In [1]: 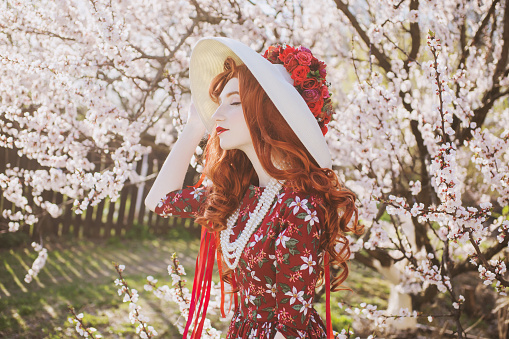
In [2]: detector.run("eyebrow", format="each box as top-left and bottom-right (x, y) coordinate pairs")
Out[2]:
(218, 91), (240, 103)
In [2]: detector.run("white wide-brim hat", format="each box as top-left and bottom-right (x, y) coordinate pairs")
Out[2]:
(189, 37), (333, 169)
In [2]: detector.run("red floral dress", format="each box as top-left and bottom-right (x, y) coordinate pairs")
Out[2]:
(155, 184), (327, 339)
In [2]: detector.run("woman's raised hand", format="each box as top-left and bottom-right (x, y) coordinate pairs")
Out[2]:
(144, 99), (207, 212)
(186, 101), (207, 135)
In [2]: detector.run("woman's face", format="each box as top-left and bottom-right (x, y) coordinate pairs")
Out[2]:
(212, 77), (253, 152)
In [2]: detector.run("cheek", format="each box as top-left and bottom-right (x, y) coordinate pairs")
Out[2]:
(237, 113), (252, 139)
(218, 107), (253, 150)
(233, 108), (250, 132)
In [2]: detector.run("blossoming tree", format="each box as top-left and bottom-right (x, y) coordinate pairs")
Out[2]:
(1, 0), (508, 337)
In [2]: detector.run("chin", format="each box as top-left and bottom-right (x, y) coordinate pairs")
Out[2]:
(219, 141), (234, 150)
(218, 137), (252, 152)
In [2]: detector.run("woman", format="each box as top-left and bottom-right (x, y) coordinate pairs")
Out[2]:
(145, 37), (362, 339)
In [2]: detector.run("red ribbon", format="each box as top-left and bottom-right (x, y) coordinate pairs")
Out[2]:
(325, 252), (333, 338)
(216, 237), (228, 318)
(183, 227), (216, 338)
(231, 270), (239, 311)
(216, 246), (236, 318)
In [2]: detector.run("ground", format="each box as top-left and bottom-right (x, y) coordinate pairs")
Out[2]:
(0, 228), (500, 338)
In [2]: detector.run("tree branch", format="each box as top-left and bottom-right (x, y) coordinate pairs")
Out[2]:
(404, 0), (420, 71)
(456, 0), (509, 143)
(334, 0), (392, 72)
(451, 234), (509, 277)
(457, 0), (500, 69)
(494, 0), (509, 82)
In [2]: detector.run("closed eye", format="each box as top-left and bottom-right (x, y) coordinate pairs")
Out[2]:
(231, 102), (241, 106)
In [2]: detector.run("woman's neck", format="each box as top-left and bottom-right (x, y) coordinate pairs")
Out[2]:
(241, 145), (273, 187)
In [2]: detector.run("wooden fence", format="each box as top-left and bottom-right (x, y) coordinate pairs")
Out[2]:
(0, 144), (201, 245)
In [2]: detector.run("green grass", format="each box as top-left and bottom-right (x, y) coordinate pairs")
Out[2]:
(0, 229), (391, 338)
(313, 260), (391, 335)
(5, 227), (493, 338)
(0, 229), (204, 338)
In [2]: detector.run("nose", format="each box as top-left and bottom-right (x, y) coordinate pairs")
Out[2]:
(211, 104), (225, 124)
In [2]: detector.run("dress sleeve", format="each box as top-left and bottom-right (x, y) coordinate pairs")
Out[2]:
(274, 192), (324, 338)
(153, 186), (208, 219)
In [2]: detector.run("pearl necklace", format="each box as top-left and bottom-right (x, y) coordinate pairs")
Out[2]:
(220, 178), (284, 270)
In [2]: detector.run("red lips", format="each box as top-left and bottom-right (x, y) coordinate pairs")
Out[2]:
(216, 126), (228, 135)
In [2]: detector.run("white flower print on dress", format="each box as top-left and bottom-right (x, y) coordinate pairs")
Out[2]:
(157, 199), (164, 208)
(296, 330), (307, 338)
(289, 196), (309, 214)
(244, 288), (256, 305)
(275, 233), (291, 249)
(275, 192), (286, 205)
(284, 286), (304, 305)
(246, 265), (261, 282)
(265, 282), (277, 298)
(249, 233), (264, 248)
(304, 210), (319, 226)
(191, 188), (203, 199)
(248, 328), (258, 338)
(269, 254), (277, 267)
(300, 299), (313, 316)
(300, 255), (316, 274)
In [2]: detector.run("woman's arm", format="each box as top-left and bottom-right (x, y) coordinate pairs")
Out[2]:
(144, 102), (207, 212)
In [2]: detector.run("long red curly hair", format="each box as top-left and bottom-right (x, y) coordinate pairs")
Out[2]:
(195, 57), (363, 291)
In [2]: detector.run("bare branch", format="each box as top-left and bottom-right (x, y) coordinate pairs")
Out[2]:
(457, 0), (500, 69)
(334, 0), (392, 72)
(405, 0), (420, 70)
(494, 0), (509, 82)
(451, 234), (509, 277)
(456, 0), (509, 143)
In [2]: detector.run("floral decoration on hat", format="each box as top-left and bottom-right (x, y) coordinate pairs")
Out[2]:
(263, 44), (333, 135)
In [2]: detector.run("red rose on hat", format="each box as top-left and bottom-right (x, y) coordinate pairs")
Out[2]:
(296, 51), (313, 66)
(263, 45), (281, 63)
(279, 46), (296, 63)
(321, 86), (330, 99)
(284, 54), (300, 73)
(302, 89), (321, 102)
(262, 42), (333, 136)
(308, 98), (324, 116)
(302, 78), (320, 90)
(291, 65), (310, 85)
(298, 46), (312, 54)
